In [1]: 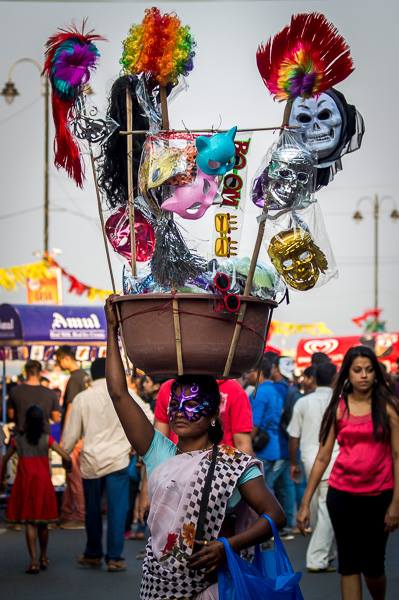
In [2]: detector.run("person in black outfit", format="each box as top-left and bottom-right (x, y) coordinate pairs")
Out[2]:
(55, 346), (90, 529)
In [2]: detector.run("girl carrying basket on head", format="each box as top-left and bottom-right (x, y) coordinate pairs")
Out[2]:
(105, 296), (285, 599)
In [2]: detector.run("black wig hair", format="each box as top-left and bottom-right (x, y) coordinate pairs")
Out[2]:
(97, 75), (150, 208)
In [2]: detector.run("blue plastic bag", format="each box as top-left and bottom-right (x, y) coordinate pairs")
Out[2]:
(218, 514), (303, 600)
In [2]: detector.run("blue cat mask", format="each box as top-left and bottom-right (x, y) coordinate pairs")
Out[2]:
(195, 126), (237, 176)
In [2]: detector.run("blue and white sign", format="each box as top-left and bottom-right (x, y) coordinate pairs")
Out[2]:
(0, 304), (106, 344)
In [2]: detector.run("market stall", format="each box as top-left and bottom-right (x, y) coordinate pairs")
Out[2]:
(0, 303), (107, 491)
(0, 303), (107, 423)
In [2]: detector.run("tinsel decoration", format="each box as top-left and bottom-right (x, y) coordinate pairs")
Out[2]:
(43, 22), (104, 186)
(151, 213), (206, 287)
(257, 13), (354, 101)
(120, 7), (195, 86)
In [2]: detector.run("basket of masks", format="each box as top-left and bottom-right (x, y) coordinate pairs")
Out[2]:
(101, 103), (285, 377)
(96, 24), (289, 379)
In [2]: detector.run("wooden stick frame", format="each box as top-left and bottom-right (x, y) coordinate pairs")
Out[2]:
(111, 87), (294, 377)
(119, 125), (298, 136)
(158, 85), (184, 376)
(223, 99), (294, 377)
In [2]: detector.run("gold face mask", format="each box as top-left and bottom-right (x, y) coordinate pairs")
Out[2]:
(268, 228), (328, 291)
(139, 146), (184, 192)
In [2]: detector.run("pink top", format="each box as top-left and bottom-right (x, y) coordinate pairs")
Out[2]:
(329, 399), (394, 495)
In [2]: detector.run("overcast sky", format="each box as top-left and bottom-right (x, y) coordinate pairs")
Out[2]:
(0, 0), (398, 347)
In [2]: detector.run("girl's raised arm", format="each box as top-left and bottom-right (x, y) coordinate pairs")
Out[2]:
(105, 297), (155, 456)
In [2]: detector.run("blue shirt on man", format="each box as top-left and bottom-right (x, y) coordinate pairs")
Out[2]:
(250, 381), (282, 461)
(273, 379), (301, 459)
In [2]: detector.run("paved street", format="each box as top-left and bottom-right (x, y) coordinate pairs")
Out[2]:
(1, 524), (399, 599)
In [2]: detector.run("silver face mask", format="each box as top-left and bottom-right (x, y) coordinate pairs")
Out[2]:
(266, 145), (315, 210)
(289, 93), (343, 159)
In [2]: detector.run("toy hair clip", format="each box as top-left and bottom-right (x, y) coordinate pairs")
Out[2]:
(214, 213), (238, 257)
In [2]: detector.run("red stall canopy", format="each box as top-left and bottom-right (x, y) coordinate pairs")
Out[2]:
(296, 333), (399, 372)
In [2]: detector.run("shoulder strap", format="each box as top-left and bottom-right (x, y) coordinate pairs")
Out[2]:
(193, 444), (219, 552)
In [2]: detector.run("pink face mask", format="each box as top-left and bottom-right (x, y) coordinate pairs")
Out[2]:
(105, 207), (155, 262)
(161, 168), (219, 220)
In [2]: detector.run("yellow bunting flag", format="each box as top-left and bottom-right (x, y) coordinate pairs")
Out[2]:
(271, 321), (332, 336)
(0, 260), (114, 302)
(0, 261), (52, 291)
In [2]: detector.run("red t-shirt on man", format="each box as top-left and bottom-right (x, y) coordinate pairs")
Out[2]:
(154, 379), (253, 446)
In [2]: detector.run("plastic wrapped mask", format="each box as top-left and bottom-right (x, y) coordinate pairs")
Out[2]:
(196, 126), (237, 176)
(166, 144), (197, 186)
(267, 146), (315, 210)
(161, 168), (219, 220)
(105, 207), (155, 262)
(289, 93), (343, 159)
(140, 146), (185, 191)
(268, 228), (328, 290)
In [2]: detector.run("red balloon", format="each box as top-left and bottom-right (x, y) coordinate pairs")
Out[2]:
(105, 207), (155, 262)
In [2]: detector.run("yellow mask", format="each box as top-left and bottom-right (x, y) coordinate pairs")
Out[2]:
(139, 147), (184, 191)
(268, 228), (328, 291)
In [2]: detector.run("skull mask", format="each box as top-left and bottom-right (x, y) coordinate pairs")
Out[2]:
(268, 228), (328, 291)
(266, 145), (315, 210)
(289, 93), (343, 160)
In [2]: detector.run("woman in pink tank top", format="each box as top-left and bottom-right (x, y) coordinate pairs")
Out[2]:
(297, 346), (399, 600)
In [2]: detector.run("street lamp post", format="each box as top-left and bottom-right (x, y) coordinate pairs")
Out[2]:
(353, 194), (399, 328)
(1, 58), (50, 255)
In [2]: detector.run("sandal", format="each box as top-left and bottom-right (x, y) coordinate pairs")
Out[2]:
(107, 559), (127, 572)
(26, 564), (40, 575)
(40, 558), (49, 570)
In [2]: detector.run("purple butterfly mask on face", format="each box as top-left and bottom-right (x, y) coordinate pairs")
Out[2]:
(168, 383), (214, 422)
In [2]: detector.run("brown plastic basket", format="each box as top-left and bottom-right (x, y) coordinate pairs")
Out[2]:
(114, 293), (276, 378)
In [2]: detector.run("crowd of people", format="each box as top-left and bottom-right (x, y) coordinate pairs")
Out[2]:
(1, 314), (399, 599)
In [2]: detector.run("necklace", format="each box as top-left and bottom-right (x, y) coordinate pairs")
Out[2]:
(176, 443), (213, 455)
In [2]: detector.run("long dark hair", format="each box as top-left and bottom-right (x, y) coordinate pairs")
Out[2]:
(320, 346), (397, 444)
(24, 405), (45, 446)
(173, 375), (224, 445)
(97, 75), (149, 208)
